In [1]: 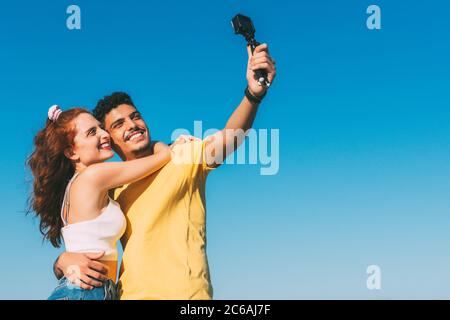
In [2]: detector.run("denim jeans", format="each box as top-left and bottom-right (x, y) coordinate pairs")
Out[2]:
(47, 276), (119, 300)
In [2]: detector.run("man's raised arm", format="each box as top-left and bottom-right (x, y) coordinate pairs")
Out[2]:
(205, 43), (277, 168)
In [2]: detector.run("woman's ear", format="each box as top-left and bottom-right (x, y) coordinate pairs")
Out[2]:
(64, 147), (79, 161)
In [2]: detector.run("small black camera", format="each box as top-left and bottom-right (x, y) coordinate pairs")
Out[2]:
(231, 14), (256, 40)
(231, 14), (269, 86)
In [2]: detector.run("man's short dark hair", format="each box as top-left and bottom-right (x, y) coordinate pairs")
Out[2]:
(93, 92), (136, 124)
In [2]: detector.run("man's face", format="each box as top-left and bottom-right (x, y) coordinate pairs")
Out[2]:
(104, 104), (151, 160)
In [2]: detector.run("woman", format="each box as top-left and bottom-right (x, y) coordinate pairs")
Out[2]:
(28, 105), (184, 300)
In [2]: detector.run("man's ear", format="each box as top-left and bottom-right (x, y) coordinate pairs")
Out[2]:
(64, 147), (79, 161)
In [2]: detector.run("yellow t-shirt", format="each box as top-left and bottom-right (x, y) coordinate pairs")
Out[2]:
(114, 139), (214, 300)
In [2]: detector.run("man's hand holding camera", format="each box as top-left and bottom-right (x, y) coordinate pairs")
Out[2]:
(246, 43), (277, 99)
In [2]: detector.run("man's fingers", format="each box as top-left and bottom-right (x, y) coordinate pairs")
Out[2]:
(253, 43), (268, 54)
(267, 72), (275, 84)
(247, 45), (253, 59)
(67, 271), (101, 290)
(67, 274), (94, 290)
(79, 282), (94, 290)
(86, 268), (109, 283)
(88, 260), (109, 275)
(247, 43), (276, 86)
(248, 44), (269, 58)
(84, 251), (105, 260)
(83, 274), (104, 288)
(251, 51), (269, 61)
(251, 56), (272, 66)
(251, 62), (271, 71)
(80, 274), (102, 288)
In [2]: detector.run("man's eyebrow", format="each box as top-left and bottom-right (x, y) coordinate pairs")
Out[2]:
(130, 111), (141, 118)
(110, 118), (124, 129)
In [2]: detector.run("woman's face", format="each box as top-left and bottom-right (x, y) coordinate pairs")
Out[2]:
(69, 113), (114, 166)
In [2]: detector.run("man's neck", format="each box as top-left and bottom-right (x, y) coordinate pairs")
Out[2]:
(123, 144), (154, 161)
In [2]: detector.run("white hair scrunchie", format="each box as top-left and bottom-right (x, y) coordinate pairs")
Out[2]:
(48, 105), (62, 122)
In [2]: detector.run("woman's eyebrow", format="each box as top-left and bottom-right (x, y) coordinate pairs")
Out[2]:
(84, 126), (96, 136)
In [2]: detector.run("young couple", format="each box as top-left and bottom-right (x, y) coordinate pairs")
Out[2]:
(28, 44), (276, 300)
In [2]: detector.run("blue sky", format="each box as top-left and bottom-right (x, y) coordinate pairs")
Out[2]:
(1, 0), (450, 299)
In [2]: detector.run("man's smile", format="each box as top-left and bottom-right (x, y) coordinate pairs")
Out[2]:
(125, 129), (146, 142)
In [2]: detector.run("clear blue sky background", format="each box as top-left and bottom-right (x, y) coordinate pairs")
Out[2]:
(1, 0), (449, 299)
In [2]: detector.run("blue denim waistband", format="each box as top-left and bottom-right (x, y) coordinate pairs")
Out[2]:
(49, 276), (119, 300)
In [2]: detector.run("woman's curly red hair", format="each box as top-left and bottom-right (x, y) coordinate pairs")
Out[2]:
(28, 108), (89, 247)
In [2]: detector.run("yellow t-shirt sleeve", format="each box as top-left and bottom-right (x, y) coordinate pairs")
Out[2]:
(170, 138), (216, 179)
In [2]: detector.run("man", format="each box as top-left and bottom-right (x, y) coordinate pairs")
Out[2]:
(54, 44), (276, 299)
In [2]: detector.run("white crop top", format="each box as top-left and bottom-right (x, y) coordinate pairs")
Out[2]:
(60, 172), (127, 261)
